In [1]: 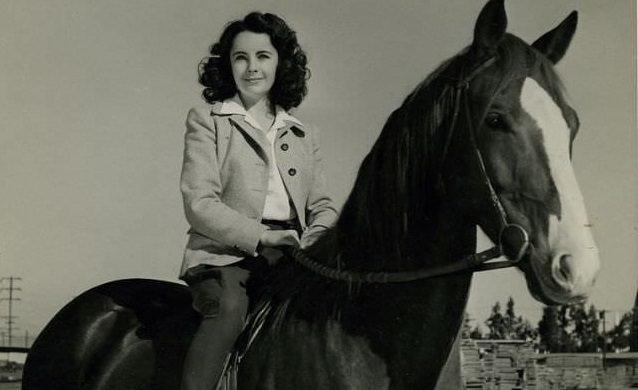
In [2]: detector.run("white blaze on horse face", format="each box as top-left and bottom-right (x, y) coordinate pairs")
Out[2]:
(520, 78), (599, 301)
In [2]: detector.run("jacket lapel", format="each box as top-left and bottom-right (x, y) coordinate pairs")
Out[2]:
(211, 102), (271, 163)
(230, 116), (272, 162)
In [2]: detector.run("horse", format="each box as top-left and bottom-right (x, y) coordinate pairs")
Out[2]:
(23, 1), (600, 389)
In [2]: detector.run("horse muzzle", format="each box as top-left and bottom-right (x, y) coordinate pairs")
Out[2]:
(521, 243), (599, 306)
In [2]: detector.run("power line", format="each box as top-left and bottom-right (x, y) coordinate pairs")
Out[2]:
(0, 277), (22, 348)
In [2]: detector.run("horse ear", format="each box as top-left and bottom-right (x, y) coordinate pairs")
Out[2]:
(532, 11), (578, 64)
(472, 0), (507, 57)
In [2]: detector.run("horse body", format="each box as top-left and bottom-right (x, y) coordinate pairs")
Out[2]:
(23, 1), (600, 389)
(240, 277), (472, 389)
(234, 197), (477, 389)
(23, 279), (197, 390)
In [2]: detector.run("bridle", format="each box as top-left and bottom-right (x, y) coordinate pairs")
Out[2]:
(290, 55), (532, 284)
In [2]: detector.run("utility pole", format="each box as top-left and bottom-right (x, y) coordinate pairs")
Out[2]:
(0, 277), (22, 349)
(632, 290), (638, 352)
(600, 309), (606, 371)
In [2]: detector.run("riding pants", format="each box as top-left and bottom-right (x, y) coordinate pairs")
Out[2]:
(180, 219), (300, 390)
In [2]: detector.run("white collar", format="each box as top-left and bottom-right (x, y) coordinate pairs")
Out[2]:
(219, 94), (303, 131)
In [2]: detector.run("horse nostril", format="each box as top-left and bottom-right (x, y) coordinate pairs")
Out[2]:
(558, 254), (573, 281)
(552, 252), (575, 289)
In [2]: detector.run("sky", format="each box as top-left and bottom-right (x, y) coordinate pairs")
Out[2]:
(0, 0), (636, 344)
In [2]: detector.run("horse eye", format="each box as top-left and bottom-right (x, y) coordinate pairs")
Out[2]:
(485, 112), (508, 131)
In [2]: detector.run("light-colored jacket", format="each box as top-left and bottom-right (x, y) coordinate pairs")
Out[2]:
(179, 103), (337, 275)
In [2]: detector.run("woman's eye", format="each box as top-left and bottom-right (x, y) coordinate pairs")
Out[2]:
(485, 112), (508, 131)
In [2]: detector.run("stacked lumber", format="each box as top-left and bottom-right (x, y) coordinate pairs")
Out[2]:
(461, 339), (538, 390)
(461, 339), (485, 389)
(534, 354), (602, 389)
(543, 354), (601, 368)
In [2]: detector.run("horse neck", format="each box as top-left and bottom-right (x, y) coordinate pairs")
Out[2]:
(333, 155), (476, 271)
(327, 192), (475, 387)
(288, 79), (477, 386)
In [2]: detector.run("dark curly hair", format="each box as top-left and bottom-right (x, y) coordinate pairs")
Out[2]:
(199, 12), (309, 111)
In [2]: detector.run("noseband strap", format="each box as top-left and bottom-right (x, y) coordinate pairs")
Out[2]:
(457, 57), (531, 270)
(289, 55), (531, 284)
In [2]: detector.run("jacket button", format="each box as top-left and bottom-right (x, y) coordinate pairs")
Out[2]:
(288, 168), (297, 176)
(280, 143), (289, 151)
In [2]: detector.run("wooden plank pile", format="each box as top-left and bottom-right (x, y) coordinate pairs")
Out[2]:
(460, 339), (486, 389)
(534, 354), (601, 389)
(544, 354), (601, 368)
(461, 339), (537, 390)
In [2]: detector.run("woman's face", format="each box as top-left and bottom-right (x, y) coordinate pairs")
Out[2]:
(230, 31), (279, 106)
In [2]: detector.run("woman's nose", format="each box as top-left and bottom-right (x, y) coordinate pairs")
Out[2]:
(247, 60), (257, 73)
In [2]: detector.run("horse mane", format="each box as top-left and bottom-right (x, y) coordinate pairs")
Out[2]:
(328, 34), (569, 270)
(259, 33), (570, 326)
(334, 56), (464, 269)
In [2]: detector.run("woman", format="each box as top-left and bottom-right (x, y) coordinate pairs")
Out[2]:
(179, 12), (337, 390)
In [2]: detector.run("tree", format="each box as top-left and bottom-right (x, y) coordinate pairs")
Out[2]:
(538, 303), (605, 353)
(504, 297), (518, 339)
(558, 305), (579, 352)
(469, 325), (483, 340)
(581, 305), (600, 352)
(461, 312), (472, 339)
(538, 306), (563, 352)
(461, 312), (483, 340)
(515, 316), (537, 341)
(462, 312), (483, 339)
(608, 310), (633, 352)
(569, 303), (600, 352)
(485, 302), (506, 339)
(484, 298), (536, 341)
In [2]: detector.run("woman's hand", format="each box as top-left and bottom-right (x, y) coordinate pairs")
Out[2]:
(259, 229), (300, 249)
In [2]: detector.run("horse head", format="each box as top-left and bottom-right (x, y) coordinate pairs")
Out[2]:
(445, 0), (599, 305)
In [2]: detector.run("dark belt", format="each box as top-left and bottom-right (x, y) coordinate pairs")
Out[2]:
(262, 218), (302, 235)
